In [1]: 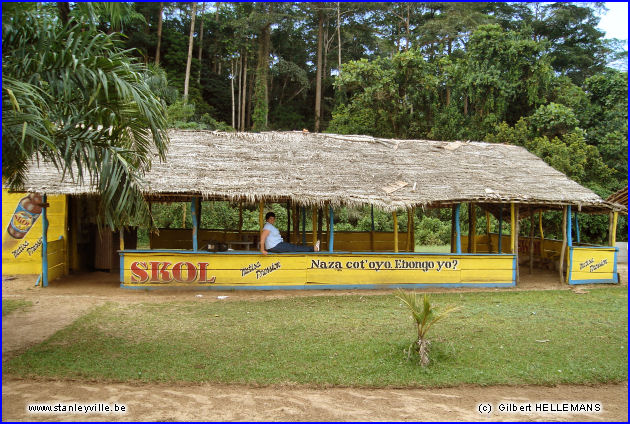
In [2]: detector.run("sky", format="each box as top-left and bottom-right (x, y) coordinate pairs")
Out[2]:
(598, 2), (628, 46)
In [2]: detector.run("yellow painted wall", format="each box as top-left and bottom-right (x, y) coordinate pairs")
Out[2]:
(47, 238), (66, 281)
(121, 252), (515, 287)
(2, 189), (67, 277)
(568, 247), (617, 284)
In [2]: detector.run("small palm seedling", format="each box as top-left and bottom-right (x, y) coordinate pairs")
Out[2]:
(395, 289), (460, 367)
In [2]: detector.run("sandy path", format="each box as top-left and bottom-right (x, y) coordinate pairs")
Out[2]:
(2, 379), (627, 421)
(2, 267), (627, 421)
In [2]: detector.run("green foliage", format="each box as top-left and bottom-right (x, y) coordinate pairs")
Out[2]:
(166, 100), (196, 126)
(415, 217), (451, 246)
(2, 11), (168, 230)
(395, 290), (460, 341)
(529, 103), (579, 139)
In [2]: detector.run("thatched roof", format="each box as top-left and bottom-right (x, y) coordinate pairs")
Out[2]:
(12, 130), (622, 213)
(607, 187), (628, 215)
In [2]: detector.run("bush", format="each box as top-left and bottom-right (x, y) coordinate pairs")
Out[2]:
(415, 216), (450, 245)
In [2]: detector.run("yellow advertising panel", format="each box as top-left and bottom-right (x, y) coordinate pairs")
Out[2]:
(2, 189), (67, 275)
(568, 247), (618, 284)
(121, 252), (516, 288)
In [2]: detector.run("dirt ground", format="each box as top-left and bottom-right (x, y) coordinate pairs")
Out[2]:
(2, 266), (628, 422)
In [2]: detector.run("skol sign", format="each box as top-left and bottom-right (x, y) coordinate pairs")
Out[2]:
(130, 261), (216, 283)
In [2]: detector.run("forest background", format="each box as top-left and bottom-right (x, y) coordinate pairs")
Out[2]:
(3, 2), (628, 246)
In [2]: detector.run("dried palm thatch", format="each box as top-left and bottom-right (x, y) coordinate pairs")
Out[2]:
(606, 187), (628, 215)
(11, 130), (623, 213)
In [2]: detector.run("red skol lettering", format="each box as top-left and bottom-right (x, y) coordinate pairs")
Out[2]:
(132, 261), (215, 284)
(172, 262), (197, 282)
(150, 261), (172, 283)
(130, 261), (149, 283)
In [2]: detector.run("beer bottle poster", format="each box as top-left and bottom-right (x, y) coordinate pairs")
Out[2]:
(2, 190), (66, 274)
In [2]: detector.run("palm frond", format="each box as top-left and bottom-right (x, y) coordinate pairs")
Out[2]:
(3, 10), (169, 229)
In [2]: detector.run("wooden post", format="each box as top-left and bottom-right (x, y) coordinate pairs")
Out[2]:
(410, 207), (415, 252)
(317, 207), (323, 245)
(485, 210), (491, 253)
(510, 203), (516, 254)
(539, 211), (545, 259)
(450, 205), (456, 253)
(191, 197), (198, 251)
(567, 206), (573, 282)
(258, 200), (264, 242)
(393, 210), (398, 253)
(611, 212), (619, 246)
(293, 203), (299, 243)
(328, 205), (334, 252)
(325, 207), (330, 250)
(511, 203), (520, 284)
(529, 207), (534, 274)
(370, 205), (375, 252)
(559, 206), (568, 284)
(238, 200), (244, 236)
(301, 206), (306, 245)
(455, 204), (462, 254)
(42, 194), (49, 287)
(406, 209), (411, 252)
(469, 203), (476, 253)
(312, 207), (317, 246)
(567, 205), (573, 248)
(498, 205), (503, 253)
(608, 212), (614, 246)
(574, 211), (580, 244)
(286, 200), (290, 242)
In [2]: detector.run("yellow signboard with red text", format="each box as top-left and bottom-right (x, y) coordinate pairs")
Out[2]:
(121, 252), (516, 289)
(2, 189), (67, 275)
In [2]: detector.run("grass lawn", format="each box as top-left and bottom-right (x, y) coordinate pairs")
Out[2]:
(4, 287), (627, 387)
(2, 299), (33, 316)
(416, 244), (451, 253)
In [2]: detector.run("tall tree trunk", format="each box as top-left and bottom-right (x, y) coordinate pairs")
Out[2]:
(183, 2), (198, 101)
(247, 65), (254, 129)
(314, 9), (324, 132)
(240, 52), (248, 131)
(231, 59), (236, 129)
(237, 54), (242, 130)
(337, 2), (342, 73)
(213, 2), (221, 73)
(197, 2), (206, 84)
(253, 17), (271, 131)
(155, 2), (164, 66)
(57, 2), (71, 26)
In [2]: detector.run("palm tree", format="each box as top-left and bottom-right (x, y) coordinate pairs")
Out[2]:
(395, 290), (460, 367)
(2, 10), (168, 229)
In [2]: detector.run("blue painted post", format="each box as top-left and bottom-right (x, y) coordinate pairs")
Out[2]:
(41, 194), (48, 287)
(574, 211), (580, 244)
(191, 197), (198, 251)
(455, 204), (462, 254)
(498, 205), (503, 253)
(301, 207), (306, 245)
(567, 205), (573, 247)
(329, 206), (334, 252)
